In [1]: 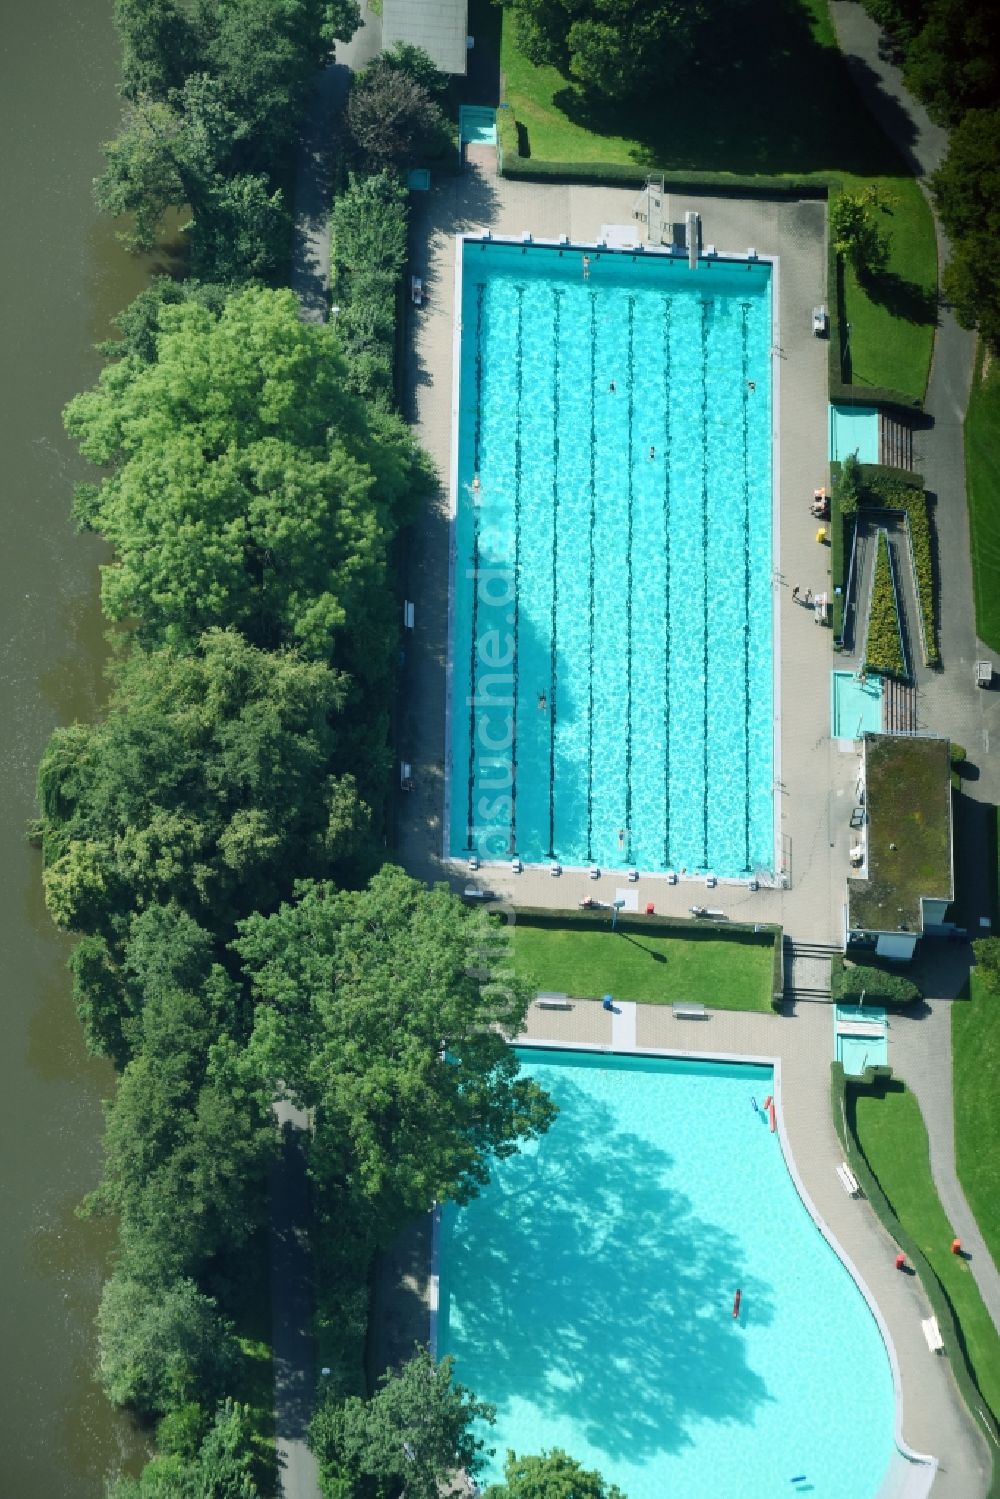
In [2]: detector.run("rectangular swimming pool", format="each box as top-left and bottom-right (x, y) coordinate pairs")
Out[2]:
(831, 669), (882, 738)
(448, 240), (776, 877)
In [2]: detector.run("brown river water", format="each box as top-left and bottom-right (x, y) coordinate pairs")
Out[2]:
(1, 0), (166, 1489)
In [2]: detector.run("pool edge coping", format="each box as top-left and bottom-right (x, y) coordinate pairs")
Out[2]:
(429, 1039), (938, 1497)
(442, 232), (782, 883)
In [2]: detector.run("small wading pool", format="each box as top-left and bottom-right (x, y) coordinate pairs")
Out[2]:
(835, 1004), (889, 1076)
(438, 1049), (895, 1498)
(832, 669), (882, 739)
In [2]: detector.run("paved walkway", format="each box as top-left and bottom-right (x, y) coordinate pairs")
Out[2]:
(290, 3), (382, 322)
(830, 0), (1000, 1342)
(270, 1102), (321, 1499)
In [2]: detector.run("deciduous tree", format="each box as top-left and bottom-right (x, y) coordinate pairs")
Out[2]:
(236, 867), (556, 1239)
(64, 288), (423, 673)
(483, 1449), (627, 1499)
(98, 1274), (238, 1415)
(310, 1349), (495, 1499)
(346, 57), (450, 172)
(829, 186), (894, 281)
(38, 631), (369, 947)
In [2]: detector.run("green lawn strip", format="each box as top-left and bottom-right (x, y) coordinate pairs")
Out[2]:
(953, 972), (1000, 1278)
(512, 923), (773, 1010)
(965, 346), (1000, 652)
(853, 1083), (1000, 1421)
(500, 0), (935, 400)
(839, 174), (937, 401)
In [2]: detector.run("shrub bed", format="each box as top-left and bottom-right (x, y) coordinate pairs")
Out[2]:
(832, 954), (920, 1005)
(330, 170), (409, 407)
(865, 532), (907, 678)
(864, 477), (939, 665)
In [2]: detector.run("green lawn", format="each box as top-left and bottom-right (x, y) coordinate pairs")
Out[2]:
(953, 972), (1000, 1278)
(512, 922), (775, 1010)
(965, 346), (1000, 652)
(501, 0), (936, 400)
(852, 1081), (1000, 1421)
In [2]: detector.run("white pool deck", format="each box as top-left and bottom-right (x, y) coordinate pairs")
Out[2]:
(393, 165), (993, 1497)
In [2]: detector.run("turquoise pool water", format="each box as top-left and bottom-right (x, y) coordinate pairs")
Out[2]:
(832, 669), (882, 738)
(450, 242), (775, 876)
(829, 404), (879, 463)
(459, 105), (497, 146)
(438, 1049), (895, 1499)
(835, 1004), (889, 1076)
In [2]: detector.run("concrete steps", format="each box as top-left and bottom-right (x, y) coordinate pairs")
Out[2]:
(878, 412), (913, 470)
(783, 939), (836, 1002)
(883, 674), (917, 733)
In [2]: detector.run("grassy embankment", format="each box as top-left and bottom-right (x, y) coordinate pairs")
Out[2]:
(953, 972), (1000, 1283)
(965, 347), (1000, 652)
(500, 0), (936, 400)
(512, 923), (775, 1011)
(853, 1078), (1000, 1421)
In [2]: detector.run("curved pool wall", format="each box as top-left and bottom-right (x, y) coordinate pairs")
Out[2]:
(433, 1046), (935, 1499)
(444, 236), (779, 881)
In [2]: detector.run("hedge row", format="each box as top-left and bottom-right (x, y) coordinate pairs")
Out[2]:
(330, 170), (410, 408)
(831, 1063), (1000, 1493)
(865, 479), (939, 665)
(858, 463), (925, 490)
(496, 127), (829, 197)
(865, 531), (907, 678)
(831, 954), (920, 1005)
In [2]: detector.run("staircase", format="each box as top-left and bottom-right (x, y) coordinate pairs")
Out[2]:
(883, 675), (917, 734)
(783, 939), (838, 1003)
(878, 412), (914, 470)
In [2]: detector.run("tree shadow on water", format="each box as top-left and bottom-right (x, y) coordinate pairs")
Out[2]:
(440, 1079), (773, 1465)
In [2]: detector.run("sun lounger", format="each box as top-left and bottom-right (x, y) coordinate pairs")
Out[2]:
(837, 1162), (861, 1197)
(411, 276), (423, 306)
(672, 1000), (708, 1020)
(921, 1316), (944, 1353)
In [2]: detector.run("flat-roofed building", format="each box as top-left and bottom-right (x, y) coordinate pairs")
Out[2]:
(847, 734), (954, 960)
(382, 0), (469, 75)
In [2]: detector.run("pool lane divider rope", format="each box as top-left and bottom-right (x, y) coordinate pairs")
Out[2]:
(510, 285), (525, 853)
(740, 302), (753, 873)
(587, 292), (597, 862)
(662, 299), (672, 869)
(700, 300), (711, 869)
(547, 289), (562, 859)
(465, 282), (486, 849)
(625, 295), (636, 860)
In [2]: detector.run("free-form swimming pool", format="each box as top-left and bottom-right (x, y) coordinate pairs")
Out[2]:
(448, 241), (775, 877)
(438, 1049), (896, 1499)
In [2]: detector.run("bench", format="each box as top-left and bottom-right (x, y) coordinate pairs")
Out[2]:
(535, 992), (573, 1010)
(410, 276), (424, 306)
(672, 1001), (708, 1020)
(836, 1162), (861, 1197)
(921, 1316), (944, 1353)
